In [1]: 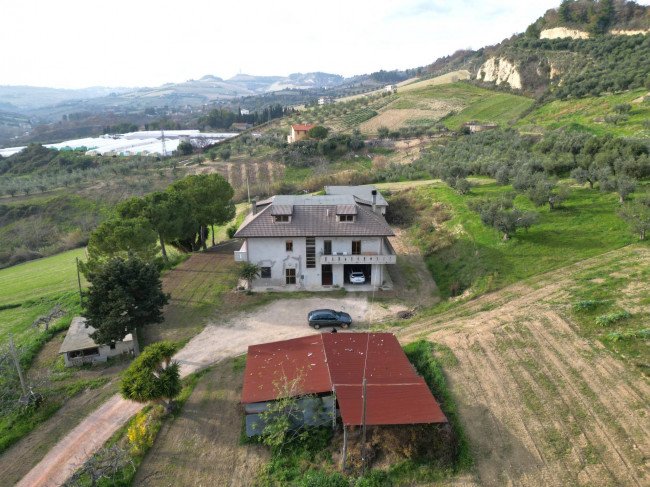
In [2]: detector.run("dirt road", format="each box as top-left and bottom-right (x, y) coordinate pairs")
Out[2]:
(15, 294), (404, 486)
(398, 246), (650, 486)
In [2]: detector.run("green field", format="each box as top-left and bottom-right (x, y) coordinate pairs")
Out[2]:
(0, 248), (86, 307)
(517, 89), (650, 136)
(407, 182), (637, 300)
(443, 91), (535, 129)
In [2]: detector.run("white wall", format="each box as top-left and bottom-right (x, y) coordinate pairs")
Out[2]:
(247, 236), (386, 290)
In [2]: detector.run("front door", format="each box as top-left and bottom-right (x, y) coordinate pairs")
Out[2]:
(322, 264), (333, 286)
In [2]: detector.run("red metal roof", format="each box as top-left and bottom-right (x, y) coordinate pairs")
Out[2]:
(292, 124), (316, 131)
(241, 335), (332, 403)
(336, 383), (447, 426)
(241, 333), (447, 426)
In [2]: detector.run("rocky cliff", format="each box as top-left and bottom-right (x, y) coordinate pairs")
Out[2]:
(477, 58), (522, 90)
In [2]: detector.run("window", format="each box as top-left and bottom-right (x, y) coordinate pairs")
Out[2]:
(324, 240), (332, 255)
(338, 214), (354, 222)
(260, 267), (271, 278)
(286, 240), (293, 252)
(286, 268), (296, 285)
(274, 215), (290, 223)
(110, 343), (116, 350)
(352, 241), (361, 255)
(306, 237), (316, 268)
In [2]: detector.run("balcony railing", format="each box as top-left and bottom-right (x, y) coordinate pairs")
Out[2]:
(319, 253), (396, 265)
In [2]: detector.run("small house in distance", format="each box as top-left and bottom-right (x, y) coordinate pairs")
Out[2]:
(318, 96), (334, 105)
(462, 121), (498, 133)
(59, 317), (137, 367)
(231, 122), (252, 131)
(287, 124), (316, 143)
(384, 84), (398, 91)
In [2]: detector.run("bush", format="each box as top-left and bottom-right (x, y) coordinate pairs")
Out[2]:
(595, 311), (631, 326)
(295, 470), (349, 487)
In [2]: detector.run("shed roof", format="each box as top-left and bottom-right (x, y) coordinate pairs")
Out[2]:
(59, 317), (133, 354)
(242, 333), (447, 426)
(241, 335), (332, 404)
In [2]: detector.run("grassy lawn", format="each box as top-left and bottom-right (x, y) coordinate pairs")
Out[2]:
(408, 182), (636, 300)
(0, 248), (86, 307)
(517, 89), (650, 136)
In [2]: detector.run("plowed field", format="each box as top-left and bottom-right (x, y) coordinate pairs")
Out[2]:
(397, 246), (650, 486)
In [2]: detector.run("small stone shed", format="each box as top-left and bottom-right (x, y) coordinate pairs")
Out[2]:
(59, 317), (137, 367)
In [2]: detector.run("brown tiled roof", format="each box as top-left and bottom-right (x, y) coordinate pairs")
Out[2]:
(336, 204), (357, 215)
(270, 205), (293, 216)
(234, 195), (393, 238)
(292, 124), (316, 131)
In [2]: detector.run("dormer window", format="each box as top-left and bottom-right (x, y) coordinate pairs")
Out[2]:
(271, 205), (293, 223)
(336, 204), (357, 223)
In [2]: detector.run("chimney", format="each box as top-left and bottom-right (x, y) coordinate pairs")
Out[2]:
(371, 189), (378, 214)
(251, 199), (257, 215)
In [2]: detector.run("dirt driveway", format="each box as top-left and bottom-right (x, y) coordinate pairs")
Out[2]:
(174, 295), (407, 376)
(15, 295), (404, 487)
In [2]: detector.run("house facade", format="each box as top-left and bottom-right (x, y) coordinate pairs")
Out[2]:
(233, 193), (396, 291)
(287, 124), (316, 143)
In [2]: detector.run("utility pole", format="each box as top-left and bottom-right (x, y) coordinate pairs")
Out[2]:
(361, 377), (367, 476)
(8, 334), (28, 403)
(161, 127), (167, 158)
(76, 257), (83, 307)
(247, 177), (250, 204)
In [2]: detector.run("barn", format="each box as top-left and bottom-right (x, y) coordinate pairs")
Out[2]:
(241, 333), (447, 436)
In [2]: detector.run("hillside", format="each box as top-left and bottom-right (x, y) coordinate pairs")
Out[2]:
(286, 73), (535, 135)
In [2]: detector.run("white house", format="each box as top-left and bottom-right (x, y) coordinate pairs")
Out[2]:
(233, 192), (396, 291)
(318, 96), (334, 105)
(59, 317), (137, 367)
(384, 84), (398, 91)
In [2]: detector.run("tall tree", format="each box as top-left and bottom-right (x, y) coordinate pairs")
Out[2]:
(169, 174), (235, 251)
(117, 193), (196, 261)
(83, 256), (169, 346)
(120, 342), (180, 415)
(86, 217), (158, 264)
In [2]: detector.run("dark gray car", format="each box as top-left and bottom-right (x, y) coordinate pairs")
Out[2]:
(307, 309), (352, 329)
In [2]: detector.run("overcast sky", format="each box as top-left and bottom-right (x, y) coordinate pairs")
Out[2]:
(1, 0), (648, 89)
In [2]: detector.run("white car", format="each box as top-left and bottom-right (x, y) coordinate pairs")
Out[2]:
(349, 271), (366, 284)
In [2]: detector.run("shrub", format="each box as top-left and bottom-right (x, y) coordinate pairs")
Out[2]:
(595, 311), (631, 326)
(573, 300), (601, 311)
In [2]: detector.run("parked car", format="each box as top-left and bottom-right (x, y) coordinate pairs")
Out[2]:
(308, 309), (352, 329)
(349, 271), (366, 284)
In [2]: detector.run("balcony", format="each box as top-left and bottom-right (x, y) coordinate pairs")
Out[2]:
(319, 253), (396, 264)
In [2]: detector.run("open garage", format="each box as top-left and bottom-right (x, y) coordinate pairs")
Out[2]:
(344, 264), (371, 284)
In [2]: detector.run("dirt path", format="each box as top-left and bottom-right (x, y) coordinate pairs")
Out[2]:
(397, 245), (650, 486)
(388, 227), (439, 308)
(133, 360), (268, 486)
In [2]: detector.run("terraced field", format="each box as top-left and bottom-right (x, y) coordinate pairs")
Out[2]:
(396, 245), (650, 486)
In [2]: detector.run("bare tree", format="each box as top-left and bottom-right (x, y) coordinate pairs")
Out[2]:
(63, 445), (134, 487)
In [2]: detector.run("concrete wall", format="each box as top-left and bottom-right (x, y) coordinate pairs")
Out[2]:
(247, 236), (387, 290)
(64, 339), (135, 367)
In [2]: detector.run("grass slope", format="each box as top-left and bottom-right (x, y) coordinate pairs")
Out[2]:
(0, 248), (86, 307)
(517, 89), (650, 136)
(408, 182), (635, 300)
